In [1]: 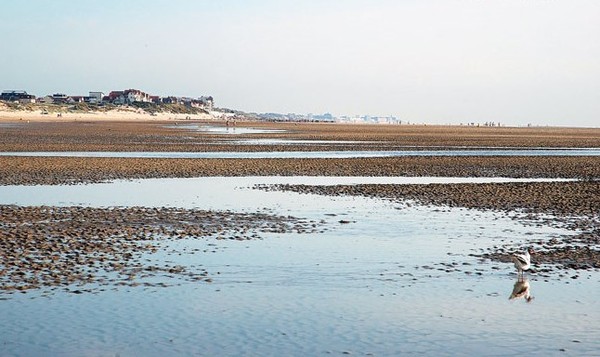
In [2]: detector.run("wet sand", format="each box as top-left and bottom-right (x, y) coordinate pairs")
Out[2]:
(0, 156), (599, 185)
(1, 120), (599, 185)
(1, 119), (599, 292)
(1, 119), (600, 151)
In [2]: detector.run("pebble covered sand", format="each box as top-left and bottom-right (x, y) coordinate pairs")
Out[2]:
(1, 156), (599, 185)
(0, 205), (321, 295)
(1, 119), (599, 292)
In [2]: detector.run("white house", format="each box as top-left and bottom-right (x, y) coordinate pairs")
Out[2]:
(89, 91), (104, 104)
(125, 89), (151, 103)
(199, 96), (214, 110)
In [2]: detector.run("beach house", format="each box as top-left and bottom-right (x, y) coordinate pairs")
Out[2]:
(0, 90), (36, 103)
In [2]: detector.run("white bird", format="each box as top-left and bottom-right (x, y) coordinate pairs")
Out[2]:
(509, 278), (534, 303)
(511, 248), (533, 277)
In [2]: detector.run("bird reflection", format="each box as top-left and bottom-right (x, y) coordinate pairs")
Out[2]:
(509, 277), (534, 303)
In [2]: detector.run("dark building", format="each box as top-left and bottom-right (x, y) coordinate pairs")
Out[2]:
(0, 90), (36, 102)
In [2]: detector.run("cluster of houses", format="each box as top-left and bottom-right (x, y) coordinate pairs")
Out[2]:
(0, 89), (214, 111)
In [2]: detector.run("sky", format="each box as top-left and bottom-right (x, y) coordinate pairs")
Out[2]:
(1, 0), (599, 127)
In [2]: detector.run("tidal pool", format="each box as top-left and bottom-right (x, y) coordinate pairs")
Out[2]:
(1, 148), (600, 159)
(0, 177), (598, 356)
(165, 124), (287, 135)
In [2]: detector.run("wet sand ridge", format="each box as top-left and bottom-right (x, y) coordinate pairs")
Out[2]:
(1, 156), (599, 186)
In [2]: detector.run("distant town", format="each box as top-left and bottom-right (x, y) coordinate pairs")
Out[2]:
(250, 112), (402, 125)
(0, 89), (214, 111)
(2, 88), (507, 126)
(1, 88), (404, 124)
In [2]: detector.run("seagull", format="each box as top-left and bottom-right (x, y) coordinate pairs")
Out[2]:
(511, 247), (533, 278)
(509, 278), (534, 303)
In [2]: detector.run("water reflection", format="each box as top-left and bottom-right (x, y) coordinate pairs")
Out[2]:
(509, 277), (534, 303)
(2, 176), (600, 355)
(1, 149), (599, 159)
(229, 138), (375, 145)
(165, 124), (286, 135)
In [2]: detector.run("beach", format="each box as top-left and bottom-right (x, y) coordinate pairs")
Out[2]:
(1, 115), (600, 355)
(1, 116), (598, 276)
(0, 102), (215, 123)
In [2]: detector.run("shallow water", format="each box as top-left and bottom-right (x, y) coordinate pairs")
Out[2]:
(228, 138), (376, 145)
(1, 148), (600, 158)
(165, 124), (287, 135)
(0, 176), (573, 208)
(1, 177), (599, 356)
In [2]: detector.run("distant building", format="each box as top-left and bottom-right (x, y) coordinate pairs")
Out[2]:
(308, 113), (335, 122)
(88, 91), (104, 104)
(180, 97), (193, 106)
(106, 89), (151, 104)
(125, 89), (151, 103)
(161, 96), (178, 104)
(49, 93), (69, 104)
(0, 90), (36, 103)
(107, 91), (125, 104)
(39, 96), (54, 104)
(180, 96), (211, 110)
(198, 96), (214, 110)
(67, 96), (86, 104)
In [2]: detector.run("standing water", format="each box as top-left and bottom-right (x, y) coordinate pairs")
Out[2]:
(0, 177), (598, 356)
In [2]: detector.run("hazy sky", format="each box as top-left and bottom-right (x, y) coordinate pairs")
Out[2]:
(1, 0), (599, 126)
